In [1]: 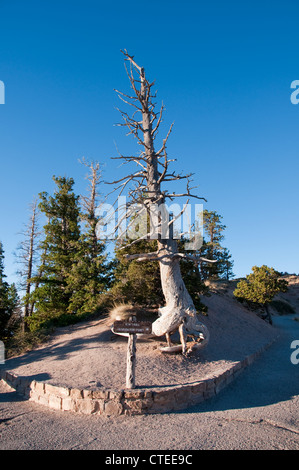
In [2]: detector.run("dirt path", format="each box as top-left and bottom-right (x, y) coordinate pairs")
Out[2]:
(1, 288), (278, 391)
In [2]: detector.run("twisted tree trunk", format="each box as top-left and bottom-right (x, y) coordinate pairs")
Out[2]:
(153, 237), (210, 354)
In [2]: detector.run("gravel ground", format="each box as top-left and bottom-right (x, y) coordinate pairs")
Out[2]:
(0, 314), (298, 451)
(1, 285), (279, 391)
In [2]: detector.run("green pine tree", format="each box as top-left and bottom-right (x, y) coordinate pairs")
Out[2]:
(200, 210), (234, 280)
(66, 159), (112, 314)
(0, 241), (10, 338)
(217, 247), (234, 280)
(0, 242), (21, 339)
(109, 238), (163, 307)
(29, 176), (81, 329)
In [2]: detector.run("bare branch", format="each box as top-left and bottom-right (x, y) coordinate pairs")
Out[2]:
(121, 49), (143, 74)
(124, 251), (159, 262)
(152, 102), (165, 136)
(114, 88), (138, 102)
(156, 122), (174, 156)
(173, 254), (217, 263)
(165, 192), (207, 202)
(115, 93), (141, 111)
(118, 231), (156, 250)
(79, 158), (102, 218)
(105, 170), (145, 185)
(124, 251), (217, 264)
(157, 149), (168, 184)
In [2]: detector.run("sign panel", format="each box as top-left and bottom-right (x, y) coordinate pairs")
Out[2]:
(113, 320), (152, 335)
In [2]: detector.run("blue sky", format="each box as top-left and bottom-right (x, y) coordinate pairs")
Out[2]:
(0, 0), (299, 287)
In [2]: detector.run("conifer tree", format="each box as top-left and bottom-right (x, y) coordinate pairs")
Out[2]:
(67, 160), (111, 314)
(0, 242), (7, 284)
(29, 176), (81, 328)
(217, 247), (234, 280)
(110, 238), (163, 307)
(0, 241), (10, 337)
(0, 242), (21, 339)
(200, 210), (234, 280)
(15, 198), (40, 330)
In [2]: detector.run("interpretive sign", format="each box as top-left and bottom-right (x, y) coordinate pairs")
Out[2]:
(113, 319), (152, 389)
(113, 320), (152, 335)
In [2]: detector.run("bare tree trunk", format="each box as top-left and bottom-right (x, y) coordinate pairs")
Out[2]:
(80, 158), (102, 296)
(15, 198), (40, 332)
(110, 51), (212, 354)
(152, 236), (209, 353)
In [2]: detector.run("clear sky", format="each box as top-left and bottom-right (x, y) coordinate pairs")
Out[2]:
(0, 0), (299, 287)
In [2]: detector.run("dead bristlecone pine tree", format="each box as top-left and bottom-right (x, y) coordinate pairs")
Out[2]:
(108, 50), (216, 355)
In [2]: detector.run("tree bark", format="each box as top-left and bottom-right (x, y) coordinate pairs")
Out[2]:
(152, 236), (209, 353)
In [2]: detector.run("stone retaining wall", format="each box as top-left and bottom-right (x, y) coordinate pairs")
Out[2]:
(0, 347), (267, 416)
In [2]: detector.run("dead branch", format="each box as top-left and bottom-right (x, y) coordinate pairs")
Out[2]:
(124, 250), (217, 264)
(156, 122), (174, 156)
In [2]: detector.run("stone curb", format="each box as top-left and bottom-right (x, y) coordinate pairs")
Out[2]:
(0, 338), (278, 416)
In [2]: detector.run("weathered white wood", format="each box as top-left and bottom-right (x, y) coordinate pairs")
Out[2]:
(179, 323), (187, 356)
(159, 341), (208, 354)
(151, 236), (210, 354)
(126, 333), (137, 389)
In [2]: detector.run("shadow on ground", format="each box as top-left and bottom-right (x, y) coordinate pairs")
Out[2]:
(181, 316), (299, 413)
